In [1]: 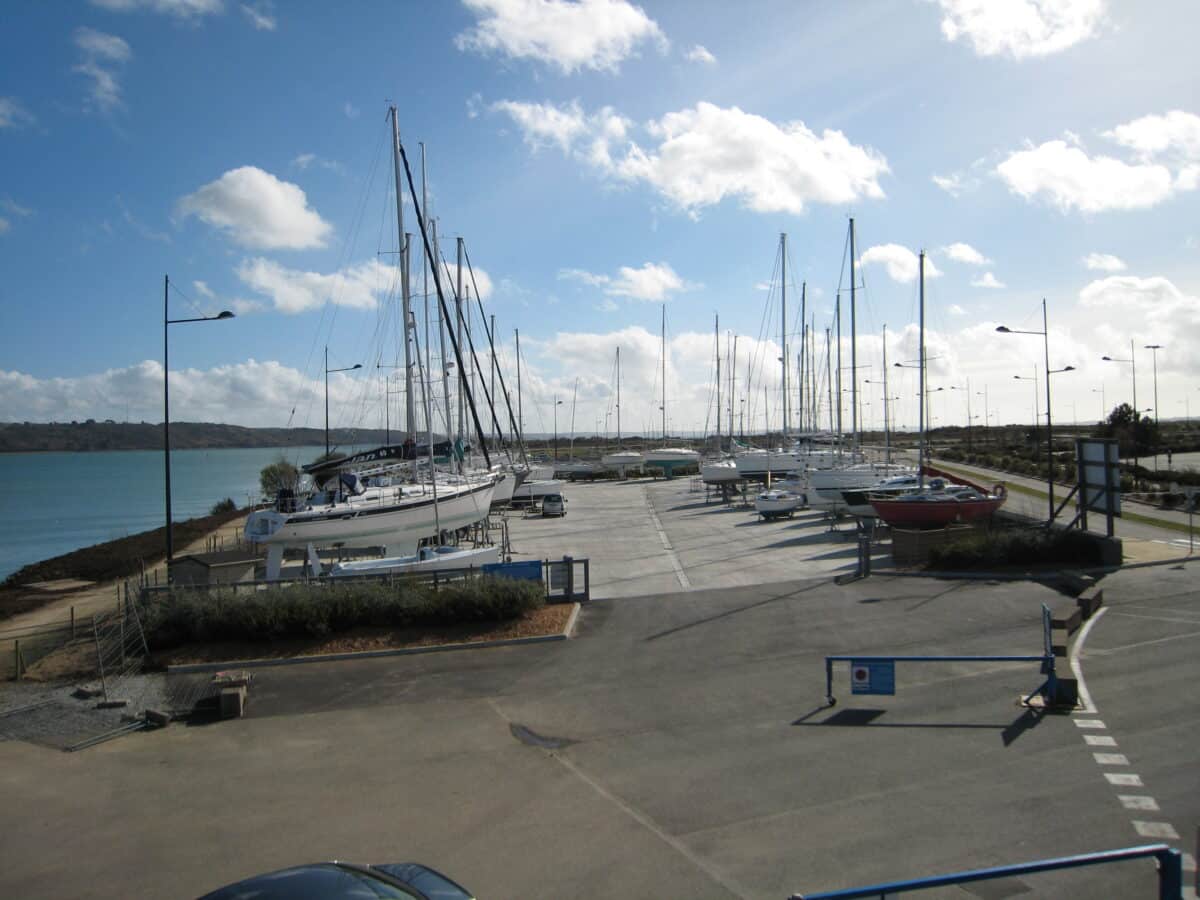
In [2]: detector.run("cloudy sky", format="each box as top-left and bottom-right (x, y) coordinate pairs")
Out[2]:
(2, 0), (1197, 439)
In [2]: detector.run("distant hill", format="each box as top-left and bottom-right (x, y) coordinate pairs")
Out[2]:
(0, 421), (393, 453)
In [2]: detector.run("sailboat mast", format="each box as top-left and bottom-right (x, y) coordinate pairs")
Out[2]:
(420, 144), (431, 444)
(730, 335), (738, 441)
(714, 314), (721, 449)
(919, 251), (926, 489)
(849, 217), (858, 448)
(515, 328), (523, 441)
(433, 220), (451, 460)
(388, 107), (415, 442)
(455, 238), (465, 446)
(798, 280), (806, 432)
(661, 304), (667, 443)
(490, 313), (496, 446)
(882, 324), (891, 464)
(615, 346), (621, 447)
(825, 327), (834, 435)
(780, 233), (789, 437)
(569, 377), (578, 459)
(835, 292), (843, 445)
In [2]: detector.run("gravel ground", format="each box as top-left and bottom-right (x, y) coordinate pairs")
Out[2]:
(0, 673), (170, 751)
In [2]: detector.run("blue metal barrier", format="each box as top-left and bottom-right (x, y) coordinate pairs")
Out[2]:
(823, 604), (1057, 706)
(790, 843), (1184, 899)
(481, 560), (543, 582)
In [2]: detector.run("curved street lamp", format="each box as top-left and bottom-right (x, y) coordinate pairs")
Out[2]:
(164, 275), (235, 567)
(1101, 341), (1139, 467)
(997, 298), (1074, 523)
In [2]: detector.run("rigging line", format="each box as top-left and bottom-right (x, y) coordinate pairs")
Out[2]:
(464, 244), (526, 459)
(396, 138), (492, 469)
(296, 118), (387, 441)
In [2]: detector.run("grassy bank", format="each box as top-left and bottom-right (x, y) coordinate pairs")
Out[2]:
(1, 506), (249, 608)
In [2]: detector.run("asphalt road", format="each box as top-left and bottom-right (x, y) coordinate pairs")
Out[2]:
(2, 560), (1196, 898)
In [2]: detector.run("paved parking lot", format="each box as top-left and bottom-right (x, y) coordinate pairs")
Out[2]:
(0, 479), (1195, 899)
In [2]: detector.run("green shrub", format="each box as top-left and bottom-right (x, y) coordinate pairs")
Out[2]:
(927, 528), (1103, 570)
(209, 497), (236, 515)
(141, 575), (545, 649)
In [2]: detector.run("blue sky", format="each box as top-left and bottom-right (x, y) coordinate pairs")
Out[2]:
(1, 0), (1197, 438)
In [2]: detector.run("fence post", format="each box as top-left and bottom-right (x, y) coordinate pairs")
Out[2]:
(70, 606), (76, 640)
(564, 555), (575, 600)
(14, 639), (22, 680)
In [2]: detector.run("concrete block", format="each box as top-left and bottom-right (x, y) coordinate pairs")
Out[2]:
(1077, 588), (1104, 619)
(96, 699), (128, 709)
(1052, 606), (1082, 634)
(1051, 677), (1079, 707)
(1052, 642), (1069, 658)
(219, 686), (247, 719)
(144, 709), (171, 728)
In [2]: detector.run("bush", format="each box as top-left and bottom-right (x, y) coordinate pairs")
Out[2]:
(927, 528), (1103, 570)
(209, 497), (236, 515)
(141, 575), (545, 649)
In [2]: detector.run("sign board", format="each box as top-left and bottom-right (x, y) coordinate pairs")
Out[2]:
(481, 560), (543, 583)
(850, 659), (895, 695)
(1078, 439), (1122, 516)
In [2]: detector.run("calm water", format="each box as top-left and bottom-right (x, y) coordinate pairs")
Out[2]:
(0, 446), (328, 581)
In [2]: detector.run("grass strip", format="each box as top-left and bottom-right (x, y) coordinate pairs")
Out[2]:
(934, 461), (1197, 537)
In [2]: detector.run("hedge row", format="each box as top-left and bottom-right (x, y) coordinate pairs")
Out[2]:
(927, 529), (1103, 570)
(141, 575), (545, 649)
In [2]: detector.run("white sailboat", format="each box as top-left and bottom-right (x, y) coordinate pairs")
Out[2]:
(807, 217), (916, 511)
(245, 107), (498, 577)
(643, 305), (699, 476)
(329, 543), (500, 578)
(601, 345), (644, 475)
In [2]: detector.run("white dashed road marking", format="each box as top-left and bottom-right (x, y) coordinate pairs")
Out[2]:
(1074, 719), (1106, 729)
(1083, 734), (1118, 747)
(1104, 773), (1144, 786)
(1117, 795), (1159, 811)
(643, 488), (691, 591)
(1092, 752), (1130, 766)
(1131, 821), (1180, 840)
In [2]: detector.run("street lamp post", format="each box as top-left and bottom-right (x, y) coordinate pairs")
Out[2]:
(998, 299), (1074, 523)
(1092, 386), (1106, 423)
(1102, 340), (1138, 467)
(1144, 344), (1163, 470)
(164, 275), (234, 567)
(325, 346), (362, 457)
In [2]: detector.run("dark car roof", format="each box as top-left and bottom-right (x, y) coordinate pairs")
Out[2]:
(198, 861), (473, 900)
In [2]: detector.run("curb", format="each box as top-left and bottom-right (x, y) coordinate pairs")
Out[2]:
(879, 554), (1195, 583)
(166, 602), (582, 675)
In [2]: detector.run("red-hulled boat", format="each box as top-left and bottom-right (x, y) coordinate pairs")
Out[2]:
(869, 479), (1006, 528)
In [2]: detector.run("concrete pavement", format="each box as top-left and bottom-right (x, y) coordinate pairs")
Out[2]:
(1, 478), (1196, 898)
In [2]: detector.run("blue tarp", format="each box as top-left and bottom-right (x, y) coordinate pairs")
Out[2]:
(482, 560), (544, 583)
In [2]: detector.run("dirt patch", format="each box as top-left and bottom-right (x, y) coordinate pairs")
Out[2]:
(150, 603), (575, 667)
(21, 638), (99, 683)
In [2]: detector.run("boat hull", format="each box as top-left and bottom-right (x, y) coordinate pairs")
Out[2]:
(755, 490), (805, 519)
(245, 478), (496, 555)
(330, 544), (501, 577)
(512, 478), (565, 503)
(643, 448), (700, 476)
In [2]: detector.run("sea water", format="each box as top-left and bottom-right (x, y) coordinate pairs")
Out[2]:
(0, 446), (328, 581)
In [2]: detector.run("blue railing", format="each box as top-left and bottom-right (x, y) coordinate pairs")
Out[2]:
(790, 844), (1185, 899)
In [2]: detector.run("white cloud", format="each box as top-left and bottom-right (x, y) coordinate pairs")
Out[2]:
(559, 261), (695, 301)
(931, 173), (965, 196)
(0, 196), (32, 236)
(859, 244), (942, 283)
(73, 27), (131, 113)
(618, 103), (889, 214)
(177, 166), (332, 250)
(292, 153), (345, 175)
(456, 0), (668, 74)
(970, 271), (1005, 288)
(996, 139), (1174, 213)
(434, 258), (495, 301)
(192, 280), (214, 298)
(89, 0), (223, 16)
(936, 0), (1106, 60)
(236, 257), (396, 314)
(0, 97), (35, 129)
(240, 1), (276, 30)
(1079, 275), (1200, 373)
(1083, 252), (1126, 272)
(496, 99), (889, 216)
(343, 102), (360, 119)
(941, 242), (991, 265)
(948, 304), (967, 315)
(1103, 110), (1200, 162)
(0, 218), (9, 235)
(596, 298), (619, 312)
(685, 44), (716, 64)
(0, 359), (368, 429)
